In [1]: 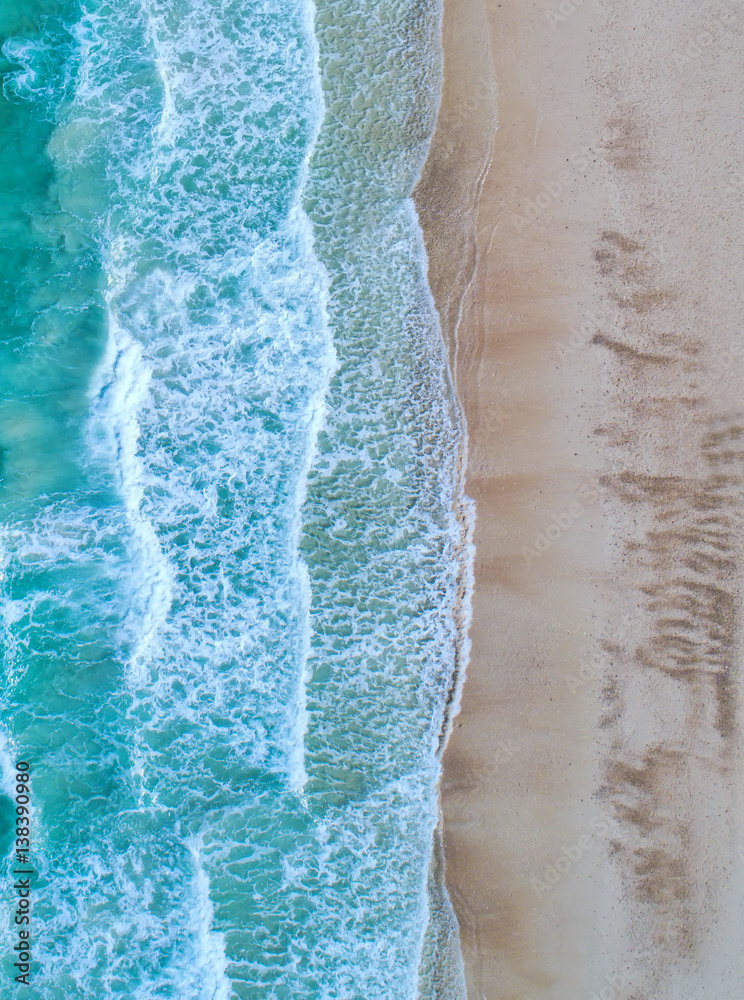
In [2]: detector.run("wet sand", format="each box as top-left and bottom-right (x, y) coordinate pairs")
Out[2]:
(415, 0), (744, 997)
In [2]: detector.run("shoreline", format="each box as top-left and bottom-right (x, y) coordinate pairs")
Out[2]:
(416, 0), (744, 997)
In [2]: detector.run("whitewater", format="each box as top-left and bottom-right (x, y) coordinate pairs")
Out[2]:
(0, 0), (468, 996)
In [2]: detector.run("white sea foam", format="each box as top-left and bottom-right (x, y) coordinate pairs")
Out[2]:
(183, 837), (231, 1000)
(285, 0), (334, 794)
(0, 0), (470, 994)
(88, 308), (174, 690)
(0, 723), (17, 805)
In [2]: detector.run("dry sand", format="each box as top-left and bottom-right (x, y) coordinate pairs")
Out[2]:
(415, 0), (744, 997)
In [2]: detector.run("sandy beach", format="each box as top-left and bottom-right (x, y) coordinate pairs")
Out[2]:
(415, 0), (744, 997)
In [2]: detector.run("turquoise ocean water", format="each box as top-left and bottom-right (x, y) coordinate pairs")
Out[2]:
(0, 0), (470, 996)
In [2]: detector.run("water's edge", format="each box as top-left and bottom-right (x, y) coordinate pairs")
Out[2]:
(411, 0), (500, 991)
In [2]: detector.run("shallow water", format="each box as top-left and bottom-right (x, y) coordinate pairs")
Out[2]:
(0, 1), (467, 996)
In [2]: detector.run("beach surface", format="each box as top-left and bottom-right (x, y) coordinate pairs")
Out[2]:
(415, 0), (744, 997)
